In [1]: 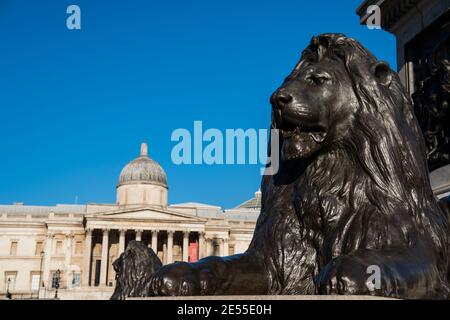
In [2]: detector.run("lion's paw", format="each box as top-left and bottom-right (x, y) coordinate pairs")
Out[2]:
(316, 256), (375, 295)
(149, 262), (217, 296)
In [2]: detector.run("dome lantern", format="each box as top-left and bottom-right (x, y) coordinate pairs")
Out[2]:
(140, 142), (148, 157)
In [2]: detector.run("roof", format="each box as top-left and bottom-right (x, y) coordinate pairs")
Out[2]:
(118, 143), (168, 188)
(170, 202), (222, 209)
(234, 190), (261, 209)
(0, 204), (87, 216)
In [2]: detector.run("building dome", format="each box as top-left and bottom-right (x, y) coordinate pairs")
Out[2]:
(118, 143), (167, 188)
(116, 143), (168, 207)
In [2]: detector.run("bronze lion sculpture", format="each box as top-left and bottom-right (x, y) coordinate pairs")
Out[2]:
(113, 34), (450, 299)
(111, 241), (162, 300)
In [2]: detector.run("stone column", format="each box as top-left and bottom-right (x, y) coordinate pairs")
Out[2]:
(219, 238), (224, 256)
(82, 229), (92, 287)
(205, 237), (212, 257)
(182, 231), (189, 262)
(198, 232), (205, 259)
(64, 233), (74, 288)
(136, 229), (142, 241)
(43, 232), (54, 288)
(100, 229), (109, 287)
(163, 243), (167, 264)
(223, 238), (229, 256)
(118, 229), (126, 255)
(151, 230), (158, 251)
(167, 231), (174, 264)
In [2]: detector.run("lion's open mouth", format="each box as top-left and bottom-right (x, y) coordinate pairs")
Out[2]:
(277, 119), (327, 144)
(274, 113), (328, 160)
(280, 126), (327, 144)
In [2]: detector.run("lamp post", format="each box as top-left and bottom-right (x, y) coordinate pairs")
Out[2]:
(6, 277), (12, 299)
(37, 250), (44, 299)
(54, 269), (61, 299)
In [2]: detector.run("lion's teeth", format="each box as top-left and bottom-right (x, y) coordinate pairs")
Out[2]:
(309, 132), (326, 143)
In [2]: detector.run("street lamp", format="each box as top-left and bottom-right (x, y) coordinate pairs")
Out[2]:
(54, 269), (61, 299)
(37, 250), (44, 299)
(6, 277), (12, 299)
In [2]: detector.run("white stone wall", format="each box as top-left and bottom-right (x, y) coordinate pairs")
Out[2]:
(0, 225), (46, 293)
(116, 184), (168, 207)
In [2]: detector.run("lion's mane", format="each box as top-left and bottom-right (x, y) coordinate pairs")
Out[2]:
(252, 34), (449, 294)
(110, 241), (162, 300)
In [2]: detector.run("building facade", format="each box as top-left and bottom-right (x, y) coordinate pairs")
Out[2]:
(0, 143), (261, 299)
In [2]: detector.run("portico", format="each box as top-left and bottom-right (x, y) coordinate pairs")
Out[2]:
(82, 207), (224, 287)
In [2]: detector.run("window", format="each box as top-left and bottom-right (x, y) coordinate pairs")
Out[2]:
(55, 241), (63, 255)
(5, 272), (17, 291)
(10, 241), (18, 256)
(72, 273), (81, 287)
(31, 273), (41, 291)
(74, 241), (83, 255)
(35, 241), (44, 255)
(51, 271), (61, 289)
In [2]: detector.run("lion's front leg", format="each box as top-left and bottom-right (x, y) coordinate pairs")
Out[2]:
(316, 248), (447, 299)
(149, 252), (269, 296)
(148, 261), (212, 296)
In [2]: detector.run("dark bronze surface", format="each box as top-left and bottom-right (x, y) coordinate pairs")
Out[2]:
(112, 34), (450, 299)
(412, 59), (450, 171)
(110, 241), (162, 300)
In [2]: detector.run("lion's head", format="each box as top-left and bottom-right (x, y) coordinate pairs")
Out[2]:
(270, 33), (413, 162)
(111, 241), (162, 300)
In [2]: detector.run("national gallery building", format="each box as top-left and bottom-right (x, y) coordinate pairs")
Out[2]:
(0, 143), (261, 299)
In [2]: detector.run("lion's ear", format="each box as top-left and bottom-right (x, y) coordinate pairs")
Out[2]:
(372, 61), (393, 87)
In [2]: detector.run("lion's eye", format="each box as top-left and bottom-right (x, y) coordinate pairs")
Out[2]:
(307, 74), (331, 85)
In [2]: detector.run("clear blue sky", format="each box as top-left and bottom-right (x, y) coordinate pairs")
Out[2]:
(0, 0), (396, 208)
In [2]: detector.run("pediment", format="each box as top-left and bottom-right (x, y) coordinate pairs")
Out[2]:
(86, 206), (206, 222)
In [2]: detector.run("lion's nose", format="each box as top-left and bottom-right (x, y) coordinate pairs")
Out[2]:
(272, 90), (293, 110)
